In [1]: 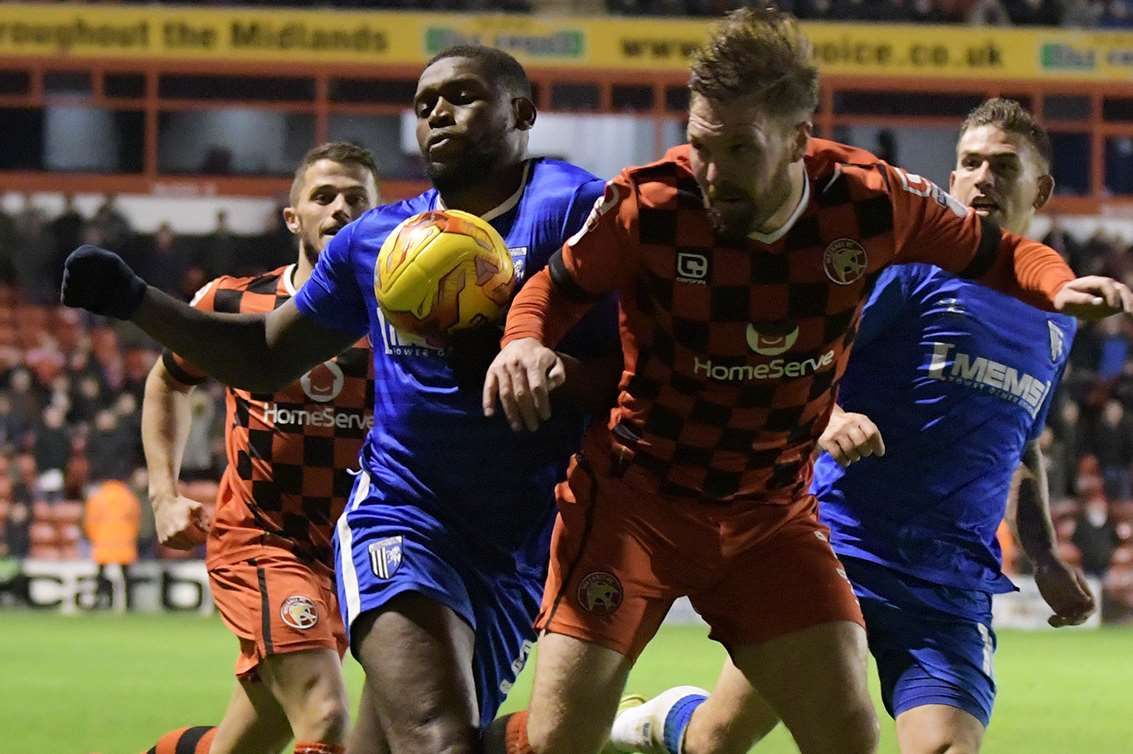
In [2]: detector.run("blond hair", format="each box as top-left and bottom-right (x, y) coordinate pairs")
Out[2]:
(689, 5), (818, 120)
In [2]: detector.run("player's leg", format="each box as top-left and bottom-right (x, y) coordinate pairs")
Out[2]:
(609, 659), (780, 754)
(350, 593), (479, 753)
(895, 706), (985, 754)
(252, 559), (354, 752)
(486, 632), (633, 754)
(336, 489), (491, 754)
(208, 553), (353, 753)
(256, 648), (350, 751)
(692, 511), (878, 754)
(347, 685), (391, 754)
(484, 458), (681, 754)
(208, 678), (293, 754)
(846, 558), (995, 754)
(727, 621), (876, 754)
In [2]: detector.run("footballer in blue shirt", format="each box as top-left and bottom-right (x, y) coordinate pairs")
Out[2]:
(62, 46), (619, 754)
(606, 99), (1096, 754)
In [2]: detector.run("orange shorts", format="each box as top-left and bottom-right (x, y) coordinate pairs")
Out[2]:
(208, 546), (346, 679)
(536, 454), (863, 661)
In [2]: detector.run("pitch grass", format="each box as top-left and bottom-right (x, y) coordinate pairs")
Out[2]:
(1, 612), (1130, 754)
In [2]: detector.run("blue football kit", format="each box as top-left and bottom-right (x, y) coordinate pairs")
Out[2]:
(812, 263), (1075, 725)
(294, 158), (615, 726)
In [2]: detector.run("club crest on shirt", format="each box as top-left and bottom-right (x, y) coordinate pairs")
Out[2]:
(280, 595), (319, 630)
(508, 247), (528, 281)
(577, 571), (623, 616)
(369, 536), (403, 579)
(823, 238), (867, 286)
(1049, 320), (1065, 363)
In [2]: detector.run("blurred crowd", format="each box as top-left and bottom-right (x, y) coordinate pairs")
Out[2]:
(1, 196), (1133, 620)
(608, 0), (1133, 25)
(29, 0), (1133, 26)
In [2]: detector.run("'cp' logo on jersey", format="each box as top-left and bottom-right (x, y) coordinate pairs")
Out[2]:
(301, 361), (345, 403)
(823, 238), (868, 286)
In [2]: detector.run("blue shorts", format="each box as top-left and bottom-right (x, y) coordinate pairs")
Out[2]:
(842, 557), (997, 727)
(334, 471), (545, 728)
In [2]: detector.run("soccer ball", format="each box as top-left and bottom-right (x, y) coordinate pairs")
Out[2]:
(375, 209), (516, 343)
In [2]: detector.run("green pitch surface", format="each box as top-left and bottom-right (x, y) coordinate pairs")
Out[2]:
(3, 612), (1130, 754)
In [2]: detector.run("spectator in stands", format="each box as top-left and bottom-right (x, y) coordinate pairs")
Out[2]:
(33, 404), (70, 502)
(199, 209), (237, 281)
(87, 409), (137, 484)
(1063, 0), (1107, 25)
(965, 0), (1013, 24)
(137, 222), (188, 296)
(1102, 0), (1133, 26)
(83, 477), (142, 610)
(1087, 399), (1133, 499)
(49, 194), (84, 289)
(1072, 495), (1120, 576)
(0, 203), (16, 283)
(91, 194), (132, 251)
(11, 196), (56, 303)
(7, 368), (43, 440)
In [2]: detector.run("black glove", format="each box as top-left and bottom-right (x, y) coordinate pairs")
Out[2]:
(61, 245), (148, 320)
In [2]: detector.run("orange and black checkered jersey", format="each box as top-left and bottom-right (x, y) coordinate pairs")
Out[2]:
(504, 139), (1075, 503)
(164, 265), (374, 569)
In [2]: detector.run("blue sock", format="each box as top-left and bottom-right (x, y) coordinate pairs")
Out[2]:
(662, 692), (708, 754)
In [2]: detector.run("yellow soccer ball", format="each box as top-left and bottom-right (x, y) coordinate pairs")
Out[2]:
(375, 209), (516, 344)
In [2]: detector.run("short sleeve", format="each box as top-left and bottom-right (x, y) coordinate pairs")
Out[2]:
(559, 173), (642, 296)
(554, 178), (622, 360)
(883, 164), (1001, 277)
(1027, 318), (1077, 442)
(293, 221), (369, 337)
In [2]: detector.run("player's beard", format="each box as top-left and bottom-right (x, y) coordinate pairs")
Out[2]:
(708, 161), (794, 242)
(426, 139), (510, 193)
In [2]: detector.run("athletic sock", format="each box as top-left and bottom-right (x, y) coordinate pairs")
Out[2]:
(293, 742), (345, 754)
(144, 725), (217, 754)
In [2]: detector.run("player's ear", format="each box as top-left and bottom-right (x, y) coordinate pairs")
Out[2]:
(282, 206), (300, 235)
(1034, 174), (1055, 210)
(789, 121), (811, 162)
(512, 96), (536, 131)
(948, 170), (957, 193)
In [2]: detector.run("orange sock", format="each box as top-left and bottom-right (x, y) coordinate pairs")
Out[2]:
(503, 711), (534, 754)
(144, 725), (216, 754)
(293, 744), (345, 754)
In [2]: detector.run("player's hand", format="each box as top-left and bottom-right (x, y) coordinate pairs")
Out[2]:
(1033, 554), (1096, 628)
(151, 493), (210, 550)
(482, 337), (566, 432)
(61, 244), (148, 320)
(1053, 276), (1133, 320)
(819, 410), (885, 467)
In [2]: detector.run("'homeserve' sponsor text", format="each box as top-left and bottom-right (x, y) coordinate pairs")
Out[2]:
(263, 404), (374, 430)
(694, 350), (835, 381)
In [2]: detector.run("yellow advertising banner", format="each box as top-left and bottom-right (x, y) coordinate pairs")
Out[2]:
(1, 4), (1132, 82)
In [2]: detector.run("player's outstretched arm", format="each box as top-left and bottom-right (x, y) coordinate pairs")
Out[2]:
(141, 359), (209, 550)
(62, 245), (358, 391)
(1009, 440), (1096, 627)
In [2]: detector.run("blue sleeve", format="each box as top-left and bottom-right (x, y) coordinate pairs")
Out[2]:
(853, 265), (916, 350)
(554, 178), (620, 359)
(1027, 319), (1077, 442)
(293, 220), (369, 337)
